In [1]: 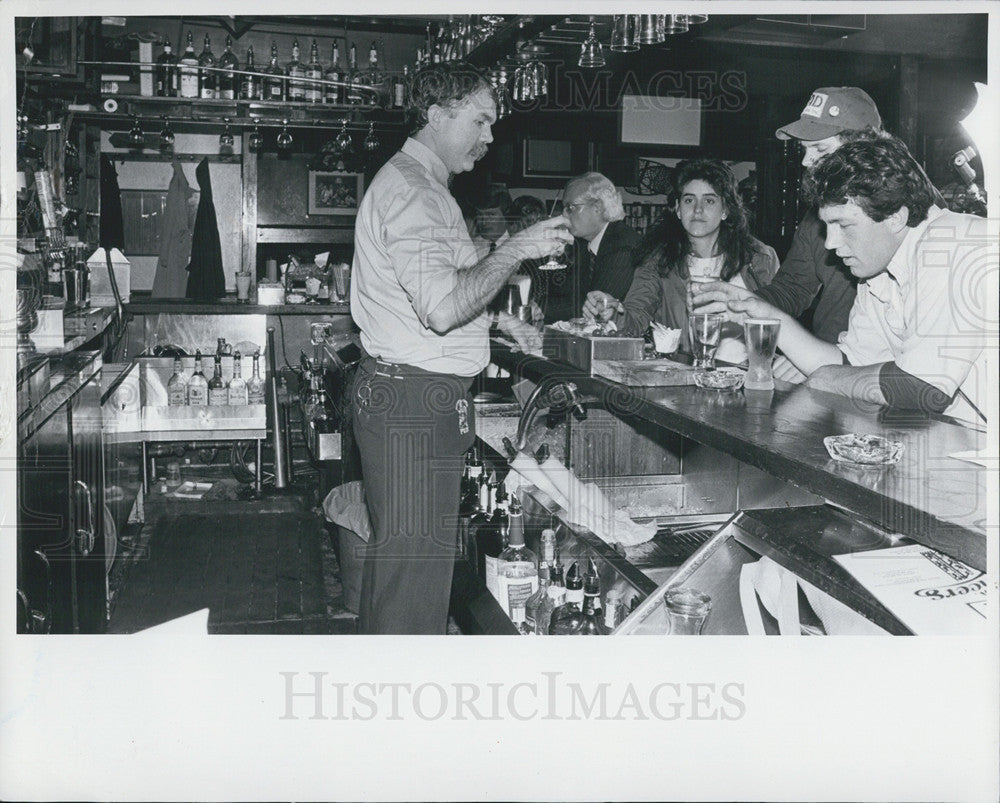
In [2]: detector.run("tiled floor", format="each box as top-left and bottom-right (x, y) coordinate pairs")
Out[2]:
(108, 473), (359, 634)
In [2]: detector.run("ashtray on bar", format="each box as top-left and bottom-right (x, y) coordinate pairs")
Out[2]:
(824, 433), (903, 467)
(693, 367), (746, 391)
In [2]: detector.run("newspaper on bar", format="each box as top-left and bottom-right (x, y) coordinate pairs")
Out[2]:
(833, 544), (988, 635)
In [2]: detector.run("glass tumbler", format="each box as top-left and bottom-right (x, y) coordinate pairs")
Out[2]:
(663, 588), (712, 635)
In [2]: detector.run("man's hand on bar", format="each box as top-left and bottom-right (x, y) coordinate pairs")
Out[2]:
(497, 310), (543, 356)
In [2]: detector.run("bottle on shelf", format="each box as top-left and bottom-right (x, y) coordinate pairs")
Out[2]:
(305, 39), (323, 103)
(155, 40), (178, 97)
(240, 45), (260, 100)
(549, 560), (587, 634)
(216, 337), (232, 356)
(217, 35), (239, 100)
(198, 33), (218, 99)
(246, 350), (266, 404)
(208, 354), (228, 405)
(187, 350), (209, 406)
(367, 40), (383, 96)
(347, 42), (363, 104)
(466, 472), (494, 563)
(167, 356), (188, 405)
(458, 452), (485, 559)
(392, 64), (407, 109)
(178, 32), (200, 99)
(324, 41), (344, 104)
(544, 562), (568, 634)
(264, 42), (285, 101)
(228, 351), (248, 405)
(496, 495), (539, 622)
(286, 38), (305, 101)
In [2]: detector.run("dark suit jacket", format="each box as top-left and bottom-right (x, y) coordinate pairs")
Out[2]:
(545, 219), (641, 322)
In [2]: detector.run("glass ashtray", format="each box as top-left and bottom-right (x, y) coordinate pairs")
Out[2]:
(693, 367), (746, 391)
(824, 433), (903, 467)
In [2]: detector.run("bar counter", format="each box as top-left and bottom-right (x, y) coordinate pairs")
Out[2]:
(490, 341), (988, 572)
(125, 296), (351, 316)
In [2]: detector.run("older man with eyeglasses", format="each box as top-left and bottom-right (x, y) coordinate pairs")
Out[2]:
(547, 172), (641, 322)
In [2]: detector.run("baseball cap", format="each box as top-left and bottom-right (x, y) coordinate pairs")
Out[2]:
(776, 87), (882, 141)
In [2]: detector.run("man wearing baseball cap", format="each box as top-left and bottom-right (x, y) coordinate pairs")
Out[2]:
(694, 87), (887, 350)
(757, 86), (886, 344)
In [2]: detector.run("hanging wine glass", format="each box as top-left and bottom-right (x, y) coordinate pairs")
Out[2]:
(219, 118), (234, 154)
(159, 116), (175, 151)
(247, 123), (264, 153)
(530, 59), (547, 97)
(362, 121), (380, 155)
(128, 116), (145, 149)
(335, 119), (354, 155)
(276, 119), (293, 151)
(495, 69), (511, 119)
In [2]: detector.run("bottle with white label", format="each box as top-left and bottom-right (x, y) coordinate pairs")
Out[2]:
(228, 351), (248, 405)
(178, 32), (200, 98)
(496, 495), (538, 621)
(246, 350), (266, 404)
(167, 357), (189, 405)
(187, 350), (209, 406)
(208, 354), (228, 405)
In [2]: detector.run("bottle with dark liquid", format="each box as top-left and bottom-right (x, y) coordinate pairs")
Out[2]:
(217, 35), (239, 100)
(305, 39), (323, 103)
(286, 38), (305, 101)
(198, 34), (217, 99)
(241, 45), (260, 100)
(208, 354), (227, 406)
(155, 40), (178, 97)
(187, 350), (209, 405)
(264, 42), (285, 101)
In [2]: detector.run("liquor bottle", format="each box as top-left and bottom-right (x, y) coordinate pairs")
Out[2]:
(198, 34), (217, 99)
(155, 40), (178, 97)
(305, 39), (323, 103)
(216, 337), (232, 356)
(240, 45), (260, 100)
(347, 42), (362, 104)
(228, 351), (248, 405)
(187, 350), (209, 405)
(604, 587), (623, 632)
(246, 350), (266, 404)
(458, 453), (484, 558)
(367, 40), (383, 98)
(286, 38), (305, 101)
(564, 561), (584, 609)
(524, 531), (556, 634)
(392, 65), (407, 109)
(264, 42), (285, 101)
(178, 32), (200, 99)
(217, 35), (239, 100)
(496, 495), (539, 622)
(544, 563), (568, 634)
(476, 491), (506, 599)
(576, 571), (610, 635)
(208, 354), (227, 405)
(324, 42), (343, 104)
(167, 357), (188, 405)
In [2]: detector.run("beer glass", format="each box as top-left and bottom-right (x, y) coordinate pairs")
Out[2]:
(743, 318), (781, 390)
(688, 312), (724, 370)
(663, 588), (712, 635)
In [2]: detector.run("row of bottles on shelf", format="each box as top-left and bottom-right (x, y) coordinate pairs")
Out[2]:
(458, 446), (634, 635)
(155, 33), (408, 107)
(167, 340), (266, 407)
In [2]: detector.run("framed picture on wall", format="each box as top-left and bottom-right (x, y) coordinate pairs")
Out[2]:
(308, 171), (364, 215)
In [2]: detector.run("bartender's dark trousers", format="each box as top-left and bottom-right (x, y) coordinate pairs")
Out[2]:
(352, 355), (476, 634)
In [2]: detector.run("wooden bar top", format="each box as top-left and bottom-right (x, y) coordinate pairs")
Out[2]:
(491, 341), (989, 572)
(126, 296), (350, 316)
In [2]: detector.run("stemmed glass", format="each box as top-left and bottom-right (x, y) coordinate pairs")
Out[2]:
(276, 119), (293, 152)
(219, 118), (234, 154)
(128, 116), (144, 149)
(578, 21), (605, 68)
(362, 121), (380, 155)
(159, 116), (175, 152)
(247, 123), (264, 153)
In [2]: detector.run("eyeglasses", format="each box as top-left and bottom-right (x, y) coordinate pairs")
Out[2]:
(564, 200), (596, 214)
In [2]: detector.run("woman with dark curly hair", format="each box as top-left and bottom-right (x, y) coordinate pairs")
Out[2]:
(584, 158), (779, 361)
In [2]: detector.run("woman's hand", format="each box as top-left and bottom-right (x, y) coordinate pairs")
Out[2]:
(690, 280), (755, 315)
(583, 290), (623, 322)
